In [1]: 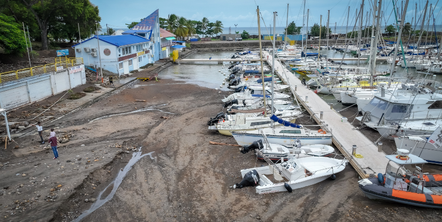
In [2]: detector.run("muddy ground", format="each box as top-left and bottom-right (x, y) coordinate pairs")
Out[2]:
(1, 69), (442, 222)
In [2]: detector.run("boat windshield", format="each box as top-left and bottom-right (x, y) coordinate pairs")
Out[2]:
(386, 163), (406, 178)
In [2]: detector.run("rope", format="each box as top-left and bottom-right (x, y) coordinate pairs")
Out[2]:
(30, 90), (70, 121)
(337, 103), (357, 112)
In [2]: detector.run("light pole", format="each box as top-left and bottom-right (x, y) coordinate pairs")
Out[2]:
(234, 24), (238, 41)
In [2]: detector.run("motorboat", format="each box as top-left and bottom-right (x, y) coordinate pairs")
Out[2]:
(358, 149), (442, 208)
(394, 135), (442, 165)
(240, 138), (335, 161)
(232, 153), (347, 194)
(232, 115), (332, 146)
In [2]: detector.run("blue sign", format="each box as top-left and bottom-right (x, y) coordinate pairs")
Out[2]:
(56, 49), (69, 57)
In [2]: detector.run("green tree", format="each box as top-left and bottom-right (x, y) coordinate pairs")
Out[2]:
(126, 22), (138, 29)
(201, 17), (209, 35)
(213, 20), (223, 36)
(241, 30), (250, 39)
(206, 22), (215, 37)
(285, 21), (301, 34)
(4, 0), (100, 50)
(107, 27), (115, 35)
(0, 13), (27, 54)
(159, 17), (167, 29)
(403, 22), (412, 35)
(385, 24), (396, 36)
(310, 23), (330, 38)
(186, 20), (196, 36)
(167, 14), (178, 32)
(175, 17), (188, 39)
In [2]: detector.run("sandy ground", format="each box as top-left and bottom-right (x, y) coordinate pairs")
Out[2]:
(1, 66), (442, 221)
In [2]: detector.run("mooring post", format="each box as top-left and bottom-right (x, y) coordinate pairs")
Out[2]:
(295, 85), (297, 91)
(320, 111), (323, 119)
(377, 142), (383, 152)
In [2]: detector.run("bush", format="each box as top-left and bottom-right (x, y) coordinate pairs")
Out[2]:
(83, 86), (100, 93)
(68, 92), (86, 100)
(185, 43), (191, 49)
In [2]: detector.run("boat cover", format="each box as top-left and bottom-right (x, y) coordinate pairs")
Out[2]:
(270, 115), (301, 128)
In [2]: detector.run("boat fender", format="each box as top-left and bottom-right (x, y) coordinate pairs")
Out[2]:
(378, 173), (384, 185)
(329, 174), (336, 180)
(284, 183), (293, 193)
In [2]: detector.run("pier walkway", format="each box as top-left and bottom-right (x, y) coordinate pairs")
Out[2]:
(264, 51), (389, 178)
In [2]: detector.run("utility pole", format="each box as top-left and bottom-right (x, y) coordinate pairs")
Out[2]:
(26, 25), (33, 58)
(96, 23), (103, 80)
(22, 23), (31, 68)
(78, 23), (82, 43)
(234, 24), (238, 41)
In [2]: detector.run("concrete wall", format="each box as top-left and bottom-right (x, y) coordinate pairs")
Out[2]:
(0, 65), (86, 110)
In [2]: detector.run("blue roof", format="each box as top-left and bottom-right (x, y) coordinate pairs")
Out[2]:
(73, 35), (150, 48)
(171, 45), (185, 49)
(123, 9), (158, 34)
(173, 41), (186, 43)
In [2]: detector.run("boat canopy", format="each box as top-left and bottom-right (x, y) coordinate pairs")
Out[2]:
(386, 154), (427, 165)
(270, 115), (301, 128)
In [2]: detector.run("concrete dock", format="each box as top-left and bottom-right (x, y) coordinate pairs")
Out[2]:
(264, 51), (389, 178)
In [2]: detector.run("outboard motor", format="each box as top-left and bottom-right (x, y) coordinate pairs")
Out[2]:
(223, 99), (238, 108)
(235, 86), (246, 92)
(240, 140), (263, 154)
(229, 74), (236, 80)
(207, 112), (226, 126)
(232, 169), (260, 189)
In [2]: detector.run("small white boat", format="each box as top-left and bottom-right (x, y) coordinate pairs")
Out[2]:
(240, 138), (335, 161)
(233, 154), (347, 194)
(232, 124), (332, 146)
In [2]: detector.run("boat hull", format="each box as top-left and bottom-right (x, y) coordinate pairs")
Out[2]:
(232, 132), (332, 146)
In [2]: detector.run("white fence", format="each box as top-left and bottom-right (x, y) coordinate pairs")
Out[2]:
(0, 65), (86, 110)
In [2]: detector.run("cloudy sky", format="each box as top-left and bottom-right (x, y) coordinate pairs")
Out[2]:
(91, 0), (441, 30)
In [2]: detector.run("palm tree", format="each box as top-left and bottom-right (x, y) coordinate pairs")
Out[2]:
(213, 20), (223, 36)
(175, 17), (188, 40)
(186, 20), (196, 37)
(201, 17), (209, 35)
(167, 14), (178, 32)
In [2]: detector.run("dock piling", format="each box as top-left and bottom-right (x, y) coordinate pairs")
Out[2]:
(320, 111), (324, 120)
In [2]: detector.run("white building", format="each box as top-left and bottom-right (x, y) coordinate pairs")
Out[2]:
(73, 34), (154, 76)
(160, 28), (175, 59)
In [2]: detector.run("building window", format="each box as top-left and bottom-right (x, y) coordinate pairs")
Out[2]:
(128, 59), (133, 66)
(138, 56), (142, 62)
(119, 62), (123, 69)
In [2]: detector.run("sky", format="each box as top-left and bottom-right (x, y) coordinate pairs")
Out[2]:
(91, 0), (441, 31)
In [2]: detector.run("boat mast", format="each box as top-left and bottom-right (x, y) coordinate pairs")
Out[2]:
(369, 0), (382, 86)
(346, 6), (349, 48)
(302, 0), (306, 54)
(305, 9), (309, 62)
(415, 1), (429, 60)
(272, 11), (277, 118)
(257, 6), (266, 117)
(326, 10), (330, 71)
(284, 4), (288, 50)
(388, 0), (409, 86)
(318, 15), (322, 58)
(357, 0), (364, 67)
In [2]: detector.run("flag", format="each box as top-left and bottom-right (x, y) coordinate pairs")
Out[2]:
(427, 126), (442, 149)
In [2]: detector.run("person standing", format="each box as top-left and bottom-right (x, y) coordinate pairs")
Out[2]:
(48, 129), (59, 159)
(109, 76), (115, 87)
(32, 122), (44, 144)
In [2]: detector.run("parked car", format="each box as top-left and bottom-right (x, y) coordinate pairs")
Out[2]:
(236, 37), (242, 41)
(227, 37), (233, 41)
